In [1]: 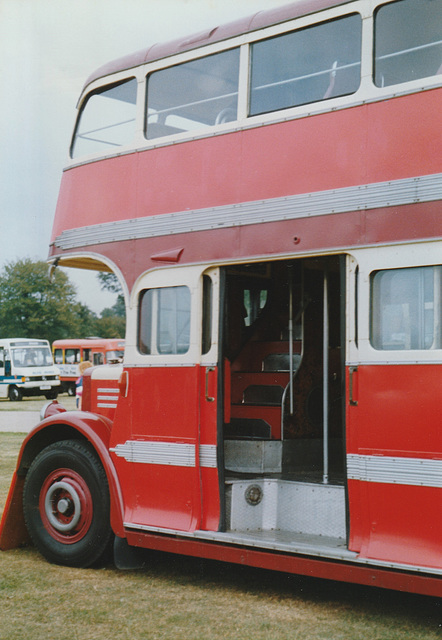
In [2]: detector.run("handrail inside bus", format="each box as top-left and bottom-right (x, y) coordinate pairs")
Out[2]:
(147, 91), (238, 121)
(77, 118), (137, 147)
(253, 60), (361, 94)
(376, 38), (442, 63)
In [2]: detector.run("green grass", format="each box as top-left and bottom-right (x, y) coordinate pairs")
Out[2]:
(0, 432), (440, 640)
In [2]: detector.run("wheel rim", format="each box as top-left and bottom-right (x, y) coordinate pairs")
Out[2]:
(39, 468), (93, 544)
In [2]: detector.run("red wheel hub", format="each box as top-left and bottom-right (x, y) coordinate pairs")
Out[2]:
(39, 468), (93, 544)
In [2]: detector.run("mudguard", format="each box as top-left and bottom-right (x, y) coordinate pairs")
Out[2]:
(0, 410), (125, 550)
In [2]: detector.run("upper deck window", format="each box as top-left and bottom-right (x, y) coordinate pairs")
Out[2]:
(71, 78), (137, 158)
(374, 0), (442, 87)
(146, 49), (240, 139)
(249, 14), (362, 117)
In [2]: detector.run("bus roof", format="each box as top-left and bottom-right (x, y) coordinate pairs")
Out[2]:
(83, 0), (352, 91)
(52, 338), (125, 348)
(0, 338), (48, 344)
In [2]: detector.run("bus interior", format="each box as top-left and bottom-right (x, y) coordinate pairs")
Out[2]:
(222, 256), (347, 550)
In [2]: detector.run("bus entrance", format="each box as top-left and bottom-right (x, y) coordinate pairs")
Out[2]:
(221, 256), (346, 548)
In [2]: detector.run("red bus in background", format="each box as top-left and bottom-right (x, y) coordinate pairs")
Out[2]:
(1, 0), (441, 598)
(52, 338), (125, 395)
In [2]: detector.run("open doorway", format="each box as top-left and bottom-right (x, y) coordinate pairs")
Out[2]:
(222, 256), (346, 546)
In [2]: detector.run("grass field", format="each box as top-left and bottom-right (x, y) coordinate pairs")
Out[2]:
(0, 432), (440, 640)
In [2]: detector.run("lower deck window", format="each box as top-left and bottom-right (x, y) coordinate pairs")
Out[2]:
(371, 266), (441, 350)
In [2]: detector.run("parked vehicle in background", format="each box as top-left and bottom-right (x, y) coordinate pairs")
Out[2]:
(52, 338), (124, 395)
(0, 338), (60, 401)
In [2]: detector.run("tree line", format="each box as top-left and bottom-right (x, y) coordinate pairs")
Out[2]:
(0, 259), (125, 344)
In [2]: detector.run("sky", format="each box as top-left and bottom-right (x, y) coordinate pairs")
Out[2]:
(0, 0), (286, 313)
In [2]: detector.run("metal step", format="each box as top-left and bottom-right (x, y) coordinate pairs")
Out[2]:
(226, 478), (346, 539)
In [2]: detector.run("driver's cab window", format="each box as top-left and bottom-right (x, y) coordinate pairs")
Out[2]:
(138, 286), (191, 355)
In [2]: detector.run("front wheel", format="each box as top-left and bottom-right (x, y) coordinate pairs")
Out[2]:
(23, 440), (113, 568)
(8, 386), (23, 401)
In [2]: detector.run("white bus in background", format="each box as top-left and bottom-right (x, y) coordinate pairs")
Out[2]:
(0, 339), (60, 401)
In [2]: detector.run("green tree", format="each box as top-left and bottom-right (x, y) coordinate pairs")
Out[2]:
(96, 271), (126, 337)
(95, 310), (125, 338)
(0, 258), (95, 343)
(72, 301), (99, 338)
(96, 272), (122, 295)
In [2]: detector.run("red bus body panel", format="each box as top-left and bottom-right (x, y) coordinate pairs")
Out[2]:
(347, 364), (442, 569)
(51, 91), (441, 264)
(123, 530), (442, 598)
(108, 364), (220, 532)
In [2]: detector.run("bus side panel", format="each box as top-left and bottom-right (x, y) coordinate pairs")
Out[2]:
(347, 364), (442, 570)
(110, 366), (202, 532)
(359, 483), (441, 568)
(348, 364), (440, 454)
(51, 90), (441, 243)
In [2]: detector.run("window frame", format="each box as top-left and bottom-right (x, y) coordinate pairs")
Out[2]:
(373, 0), (442, 89)
(248, 12), (363, 117)
(138, 285), (192, 356)
(370, 266), (441, 351)
(348, 243), (442, 365)
(145, 47), (241, 141)
(70, 76), (139, 160)
(126, 265), (219, 367)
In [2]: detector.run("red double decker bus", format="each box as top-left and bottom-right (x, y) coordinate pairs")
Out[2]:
(1, 0), (441, 597)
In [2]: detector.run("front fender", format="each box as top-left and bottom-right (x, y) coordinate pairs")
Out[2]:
(0, 411), (125, 551)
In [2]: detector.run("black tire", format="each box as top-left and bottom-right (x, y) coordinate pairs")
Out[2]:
(44, 390), (59, 400)
(23, 439), (113, 568)
(67, 384), (76, 397)
(8, 386), (23, 401)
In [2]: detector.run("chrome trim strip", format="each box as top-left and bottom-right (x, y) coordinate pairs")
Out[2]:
(55, 173), (442, 249)
(111, 440), (196, 467)
(97, 403), (118, 408)
(347, 454), (442, 488)
(199, 444), (217, 468)
(97, 387), (119, 394)
(346, 360), (442, 366)
(110, 440), (217, 468)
